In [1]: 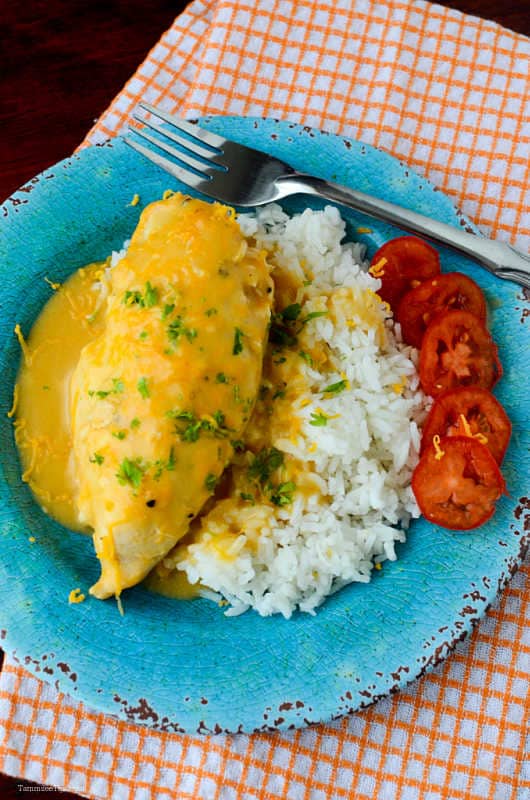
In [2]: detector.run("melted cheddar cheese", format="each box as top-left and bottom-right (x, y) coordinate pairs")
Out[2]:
(14, 194), (273, 600)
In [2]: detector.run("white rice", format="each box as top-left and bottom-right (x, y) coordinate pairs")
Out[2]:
(170, 204), (429, 618)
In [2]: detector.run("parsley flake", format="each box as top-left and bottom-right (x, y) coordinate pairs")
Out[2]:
(167, 316), (197, 346)
(248, 447), (284, 484)
(88, 378), (124, 399)
(122, 282), (158, 308)
(137, 377), (150, 398)
(233, 327), (244, 355)
(205, 473), (218, 492)
(162, 303), (175, 320)
(322, 379), (347, 395)
(269, 305), (327, 349)
(167, 409), (231, 443)
(144, 282), (158, 307)
(270, 481), (296, 507)
(116, 458), (146, 489)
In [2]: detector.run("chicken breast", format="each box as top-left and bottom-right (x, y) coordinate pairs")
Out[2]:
(70, 194), (273, 599)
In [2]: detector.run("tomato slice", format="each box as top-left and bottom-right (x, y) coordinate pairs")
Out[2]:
(419, 309), (502, 396)
(412, 436), (505, 530)
(397, 272), (487, 348)
(369, 236), (440, 310)
(421, 386), (511, 464)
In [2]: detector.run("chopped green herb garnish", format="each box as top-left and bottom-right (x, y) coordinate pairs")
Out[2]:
(281, 303), (302, 321)
(248, 447), (284, 484)
(89, 378), (124, 399)
(168, 409), (231, 442)
(153, 447), (176, 481)
(322, 379), (347, 395)
(116, 458), (146, 489)
(89, 453), (104, 465)
(269, 318), (298, 348)
(112, 430), (127, 440)
(299, 351), (313, 366)
(122, 290), (143, 306)
(42, 385), (50, 391)
(269, 481), (296, 507)
(233, 327), (244, 355)
(272, 388), (286, 400)
(231, 439), (245, 452)
(303, 311), (327, 323)
(205, 473), (218, 492)
(216, 372), (228, 384)
(130, 417), (141, 429)
(269, 305), (328, 349)
(246, 448), (296, 507)
(205, 308), (218, 317)
(213, 410), (225, 428)
(309, 411), (328, 426)
(139, 331), (149, 340)
(162, 303), (175, 320)
(122, 282), (158, 308)
(137, 377), (150, 398)
(144, 282), (158, 308)
(166, 409), (194, 421)
(167, 316), (197, 346)
(240, 492), (255, 504)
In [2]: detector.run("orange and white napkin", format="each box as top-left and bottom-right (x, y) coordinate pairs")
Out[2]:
(1, 1), (529, 798)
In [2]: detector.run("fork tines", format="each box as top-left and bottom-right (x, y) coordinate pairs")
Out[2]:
(125, 103), (227, 190)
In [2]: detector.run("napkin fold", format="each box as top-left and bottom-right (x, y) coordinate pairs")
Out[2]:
(1, 1), (529, 798)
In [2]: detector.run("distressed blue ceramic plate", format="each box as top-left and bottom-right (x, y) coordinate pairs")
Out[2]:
(0, 119), (528, 734)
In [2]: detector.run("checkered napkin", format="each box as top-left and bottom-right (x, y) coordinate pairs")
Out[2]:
(1, 1), (529, 798)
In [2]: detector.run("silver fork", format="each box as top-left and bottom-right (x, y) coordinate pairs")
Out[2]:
(125, 103), (530, 289)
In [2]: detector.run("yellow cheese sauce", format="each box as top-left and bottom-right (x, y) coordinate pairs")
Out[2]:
(14, 262), (107, 531)
(13, 194), (274, 601)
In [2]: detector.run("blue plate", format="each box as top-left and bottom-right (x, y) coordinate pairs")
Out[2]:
(0, 118), (528, 734)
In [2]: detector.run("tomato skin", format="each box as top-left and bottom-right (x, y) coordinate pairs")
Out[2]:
(397, 272), (487, 349)
(419, 309), (502, 397)
(412, 436), (505, 530)
(421, 386), (511, 464)
(370, 236), (440, 310)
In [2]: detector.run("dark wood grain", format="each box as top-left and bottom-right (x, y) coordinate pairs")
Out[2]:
(0, 0), (182, 201)
(0, 1), (528, 797)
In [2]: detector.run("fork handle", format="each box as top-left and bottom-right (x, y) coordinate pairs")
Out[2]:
(276, 174), (530, 289)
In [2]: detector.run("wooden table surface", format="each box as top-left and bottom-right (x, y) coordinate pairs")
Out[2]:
(1, 0), (528, 796)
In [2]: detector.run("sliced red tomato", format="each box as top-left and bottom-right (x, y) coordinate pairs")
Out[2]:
(369, 236), (440, 310)
(421, 386), (511, 464)
(397, 272), (487, 348)
(412, 436), (505, 530)
(419, 309), (502, 396)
